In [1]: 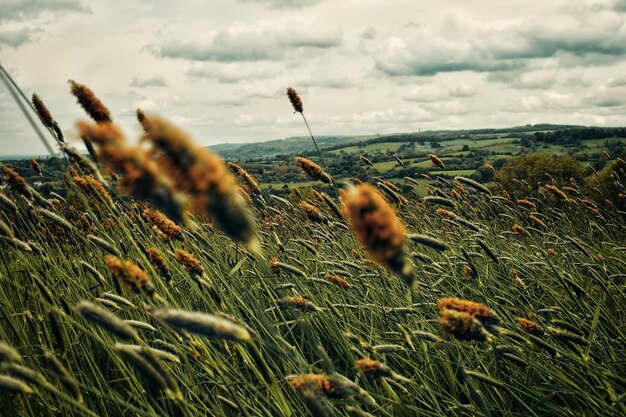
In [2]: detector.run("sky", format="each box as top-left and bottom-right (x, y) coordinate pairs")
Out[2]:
(1, 0), (626, 155)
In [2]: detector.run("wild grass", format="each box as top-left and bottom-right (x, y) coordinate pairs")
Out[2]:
(0, 83), (625, 417)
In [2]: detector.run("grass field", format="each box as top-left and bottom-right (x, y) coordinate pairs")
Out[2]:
(1, 137), (625, 416)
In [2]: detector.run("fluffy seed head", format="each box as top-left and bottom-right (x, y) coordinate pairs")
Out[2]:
(355, 358), (393, 379)
(277, 295), (322, 312)
(142, 208), (182, 241)
(152, 308), (251, 343)
(69, 80), (111, 123)
(143, 116), (259, 252)
(76, 300), (138, 340)
(437, 297), (499, 341)
(287, 87), (303, 113)
(0, 375), (34, 394)
(1, 166), (29, 195)
(295, 157), (334, 184)
(360, 156), (374, 167)
(105, 255), (154, 295)
(228, 162), (261, 194)
(324, 273), (350, 288)
(299, 201), (325, 223)
(0, 341), (21, 363)
(174, 249), (203, 276)
(516, 199), (536, 209)
(341, 184), (415, 287)
(517, 318), (544, 335)
(72, 175), (112, 204)
(146, 247), (172, 281)
(545, 184), (567, 201)
(429, 154), (445, 169)
(77, 121), (185, 223)
(512, 224), (529, 237)
(32, 93), (54, 128)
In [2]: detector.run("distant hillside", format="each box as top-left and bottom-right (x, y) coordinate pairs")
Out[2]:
(208, 134), (378, 160)
(208, 124), (583, 161)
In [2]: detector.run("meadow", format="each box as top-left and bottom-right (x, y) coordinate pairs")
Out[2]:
(0, 83), (625, 417)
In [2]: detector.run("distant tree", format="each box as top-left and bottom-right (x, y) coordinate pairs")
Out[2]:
(494, 153), (586, 197)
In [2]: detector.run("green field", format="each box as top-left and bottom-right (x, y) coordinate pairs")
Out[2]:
(2, 153), (625, 417)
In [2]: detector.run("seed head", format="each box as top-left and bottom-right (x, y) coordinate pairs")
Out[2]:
(0, 341), (21, 363)
(277, 295), (322, 312)
(72, 175), (112, 204)
(299, 201), (325, 223)
(77, 121), (185, 223)
(1, 166), (29, 195)
(143, 116), (259, 253)
(360, 156), (374, 167)
(355, 358), (393, 379)
(146, 247), (172, 281)
(516, 199), (536, 209)
(28, 158), (42, 175)
(105, 255), (154, 295)
(287, 87), (303, 113)
(143, 208), (182, 241)
(512, 224), (529, 237)
(228, 162), (261, 194)
(76, 300), (138, 340)
(151, 308), (252, 343)
(545, 184), (567, 201)
(174, 249), (204, 276)
(341, 184), (416, 289)
(324, 273), (350, 288)
(0, 375), (34, 394)
(429, 154), (445, 169)
(69, 80), (111, 123)
(529, 215), (545, 228)
(437, 297), (499, 341)
(517, 318), (544, 335)
(31, 93), (54, 128)
(136, 108), (151, 132)
(455, 176), (491, 195)
(295, 157), (334, 184)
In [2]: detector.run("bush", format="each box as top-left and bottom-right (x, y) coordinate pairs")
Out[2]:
(494, 153), (586, 197)
(585, 158), (626, 210)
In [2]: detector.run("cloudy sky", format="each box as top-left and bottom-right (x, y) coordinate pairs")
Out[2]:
(1, 0), (626, 155)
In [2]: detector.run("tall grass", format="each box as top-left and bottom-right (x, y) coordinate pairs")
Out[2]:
(0, 82), (624, 417)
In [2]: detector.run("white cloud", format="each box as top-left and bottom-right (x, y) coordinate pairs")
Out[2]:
(155, 21), (342, 62)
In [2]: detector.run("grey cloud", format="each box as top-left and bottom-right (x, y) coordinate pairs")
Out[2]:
(295, 74), (354, 89)
(361, 27), (377, 40)
(156, 24), (342, 62)
(214, 89), (281, 107)
(186, 62), (281, 83)
(585, 87), (626, 108)
(0, 27), (39, 47)
(509, 72), (557, 90)
(237, 0), (324, 9)
(0, 0), (90, 22)
(561, 74), (592, 88)
(376, 38), (523, 76)
(376, 6), (626, 77)
(608, 75), (626, 87)
(449, 85), (476, 98)
(613, 0), (626, 12)
(129, 76), (168, 88)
